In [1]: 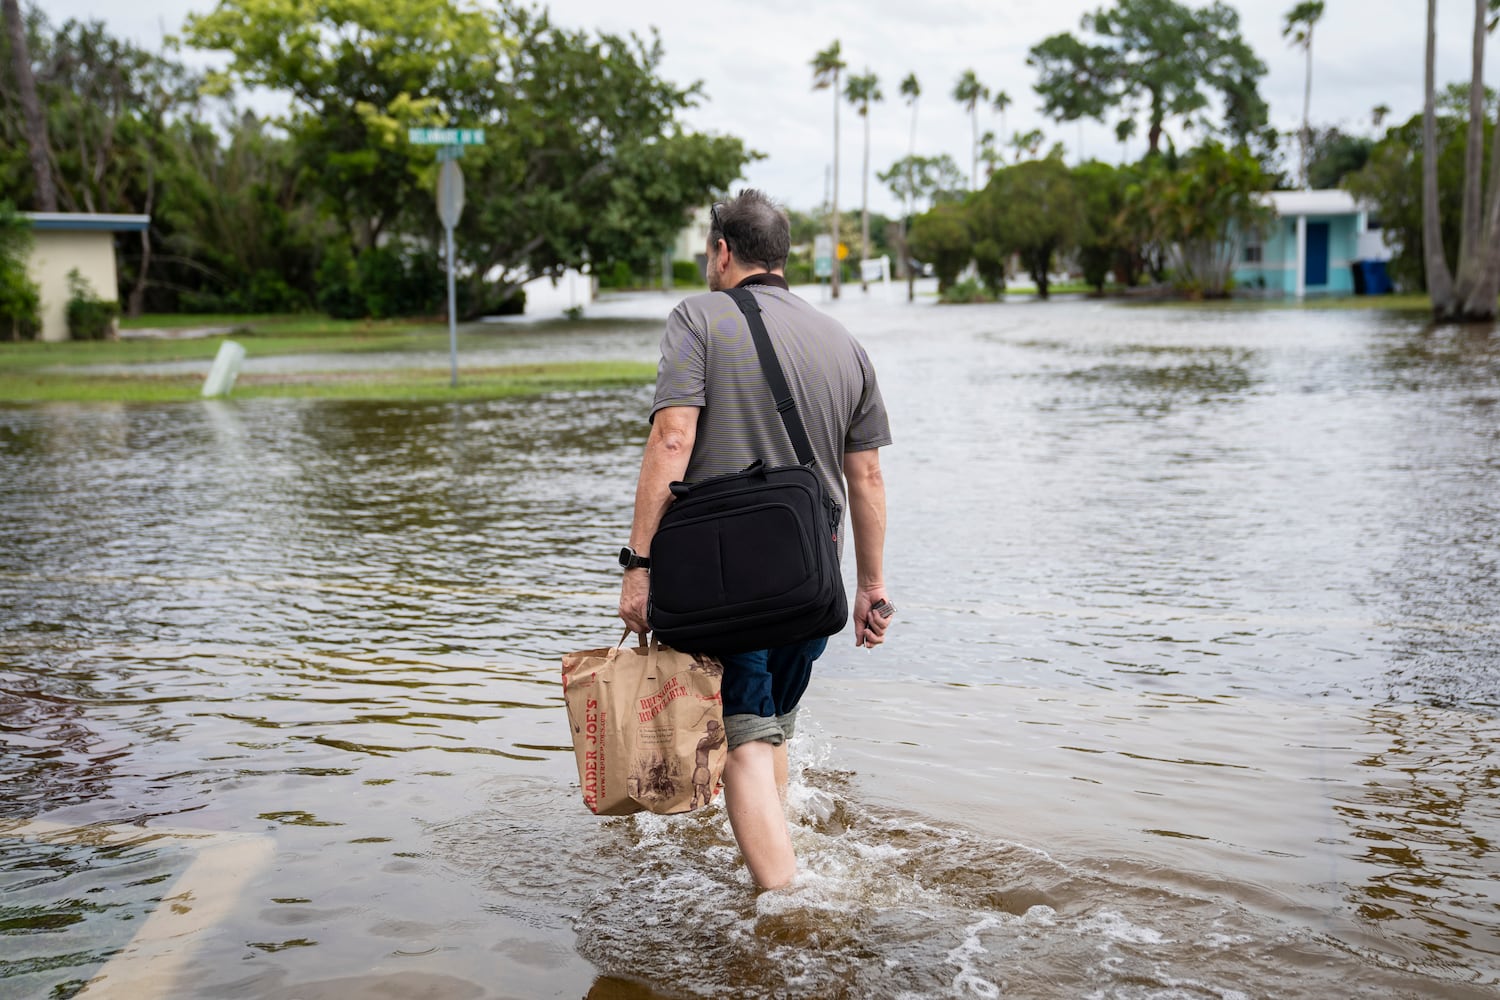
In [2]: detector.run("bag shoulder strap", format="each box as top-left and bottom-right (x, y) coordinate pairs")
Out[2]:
(723, 286), (816, 467)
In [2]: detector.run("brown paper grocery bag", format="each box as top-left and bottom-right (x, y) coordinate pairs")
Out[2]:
(561, 631), (726, 816)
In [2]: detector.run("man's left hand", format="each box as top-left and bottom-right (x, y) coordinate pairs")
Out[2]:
(618, 569), (650, 635)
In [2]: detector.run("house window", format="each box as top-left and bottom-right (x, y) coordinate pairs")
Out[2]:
(1244, 231), (1263, 264)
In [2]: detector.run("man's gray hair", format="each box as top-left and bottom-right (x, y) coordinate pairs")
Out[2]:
(708, 189), (791, 272)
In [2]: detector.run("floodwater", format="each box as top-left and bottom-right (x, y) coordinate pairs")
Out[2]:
(3, 290), (1499, 999)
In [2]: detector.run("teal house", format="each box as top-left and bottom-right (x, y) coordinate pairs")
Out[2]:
(1233, 190), (1382, 298)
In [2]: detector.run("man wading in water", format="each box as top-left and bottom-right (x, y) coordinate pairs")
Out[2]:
(618, 189), (894, 888)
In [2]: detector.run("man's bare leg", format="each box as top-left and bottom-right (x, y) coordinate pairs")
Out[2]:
(773, 742), (789, 804)
(723, 740), (795, 889)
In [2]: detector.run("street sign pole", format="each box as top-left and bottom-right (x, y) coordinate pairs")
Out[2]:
(446, 224), (458, 388)
(409, 128), (484, 389)
(435, 155), (467, 388)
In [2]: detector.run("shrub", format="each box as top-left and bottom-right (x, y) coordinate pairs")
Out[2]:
(315, 244), (363, 319)
(0, 270), (41, 341)
(65, 269), (120, 340)
(236, 270), (310, 313)
(783, 257), (814, 284)
(0, 202), (40, 341)
(596, 260), (635, 289)
(939, 278), (993, 304)
(671, 259), (705, 286)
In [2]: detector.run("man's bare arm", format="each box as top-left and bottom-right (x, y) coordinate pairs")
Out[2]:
(843, 448), (890, 648)
(618, 406), (699, 634)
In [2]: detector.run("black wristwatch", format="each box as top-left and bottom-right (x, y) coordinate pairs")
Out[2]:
(618, 546), (651, 571)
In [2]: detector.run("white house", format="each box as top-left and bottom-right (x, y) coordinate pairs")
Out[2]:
(24, 212), (149, 340)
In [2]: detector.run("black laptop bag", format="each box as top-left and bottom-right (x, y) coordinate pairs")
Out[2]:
(647, 287), (847, 655)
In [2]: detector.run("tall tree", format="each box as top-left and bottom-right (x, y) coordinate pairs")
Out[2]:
(1304, 127), (1372, 189)
(1372, 103), (1391, 130)
(953, 69), (989, 189)
(1454, 0), (1489, 302)
(188, 0), (751, 316)
(0, 14), (198, 313)
(811, 40), (846, 298)
(1, 0), (54, 210)
(187, 0), (504, 255)
(993, 90), (1012, 148)
(1283, 2), (1325, 188)
(1345, 89), (1497, 296)
(845, 69), (882, 290)
(971, 154), (1082, 299)
(907, 200), (970, 293)
(1028, 0), (1267, 156)
(899, 72), (920, 299)
(1423, 1), (1458, 312)
(1455, 0), (1500, 315)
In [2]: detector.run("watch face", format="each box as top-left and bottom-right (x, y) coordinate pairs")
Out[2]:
(619, 547), (633, 568)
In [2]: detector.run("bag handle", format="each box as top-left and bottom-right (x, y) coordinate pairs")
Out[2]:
(723, 287), (817, 468)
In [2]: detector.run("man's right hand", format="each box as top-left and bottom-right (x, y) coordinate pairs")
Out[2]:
(853, 587), (893, 648)
(618, 569), (650, 635)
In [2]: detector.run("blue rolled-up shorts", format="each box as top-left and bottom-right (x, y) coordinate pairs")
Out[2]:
(717, 636), (828, 750)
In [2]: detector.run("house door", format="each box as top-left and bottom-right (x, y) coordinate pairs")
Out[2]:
(1305, 221), (1330, 287)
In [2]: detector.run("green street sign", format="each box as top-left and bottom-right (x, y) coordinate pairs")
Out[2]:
(407, 127), (486, 146)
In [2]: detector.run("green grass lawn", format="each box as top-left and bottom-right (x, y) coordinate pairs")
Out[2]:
(0, 361), (655, 404)
(0, 313), (654, 404)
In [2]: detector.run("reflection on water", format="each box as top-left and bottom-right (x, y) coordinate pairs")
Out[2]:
(2, 298), (1498, 997)
(1340, 705), (1500, 971)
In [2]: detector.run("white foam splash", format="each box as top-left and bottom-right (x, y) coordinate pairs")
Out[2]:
(1078, 909), (1168, 945)
(948, 913), (1005, 998)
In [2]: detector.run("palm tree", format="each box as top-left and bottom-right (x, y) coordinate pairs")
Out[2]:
(811, 41), (847, 297)
(845, 70), (883, 291)
(953, 69), (989, 190)
(1282, 1), (1325, 188)
(1010, 129), (1045, 164)
(979, 131), (1003, 179)
(993, 90), (1012, 145)
(1371, 103), (1391, 131)
(1422, 0), (1454, 311)
(1115, 118), (1137, 162)
(1455, 0), (1494, 311)
(899, 72), (920, 300)
(2, 0), (56, 210)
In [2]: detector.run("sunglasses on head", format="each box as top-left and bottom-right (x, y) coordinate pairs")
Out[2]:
(711, 202), (732, 253)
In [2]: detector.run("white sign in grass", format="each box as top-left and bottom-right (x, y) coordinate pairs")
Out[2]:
(202, 340), (246, 397)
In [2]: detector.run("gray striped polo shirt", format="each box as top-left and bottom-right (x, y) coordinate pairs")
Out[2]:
(650, 280), (892, 522)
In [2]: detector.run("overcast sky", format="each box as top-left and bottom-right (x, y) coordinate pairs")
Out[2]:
(44, 0), (1500, 217)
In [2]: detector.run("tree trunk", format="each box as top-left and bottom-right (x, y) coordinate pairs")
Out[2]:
(830, 72), (841, 299)
(127, 158), (157, 318)
(1423, 0), (1457, 315)
(970, 108), (979, 190)
(1454, 0), (1488, 305)
(906, 98), (918, 302)
(1147, 88), (1164, 155)
(1300, 28), (1313, 187)
(1463, 63), (1500, 317)
(127, 230), (151, 319)
(2, 0), (56, 211)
